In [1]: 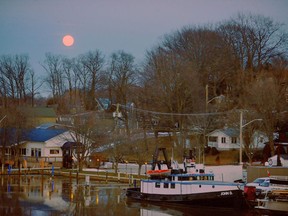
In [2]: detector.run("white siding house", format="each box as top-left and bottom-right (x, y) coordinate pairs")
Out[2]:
(207, 128), (239, 150)
(267, 154), (288, 167)
(206, 128), (268, 150)
(18, 129), (75, 163)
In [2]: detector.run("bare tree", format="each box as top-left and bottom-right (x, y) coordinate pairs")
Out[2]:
(109, 134), (128, 174)
(219, 13), (287, 73)
(27, 70), (44, 107)
(0, 54), (31, 106)
(42, 53), (66, 103)
(243, 74), (286, 159)
(66, 113), (98, 172)
(107, 50), (138, 137)
(78, 50), (105, 110)
(62, 57), (75, 106)
(142, 44), (204, 157)
(127, 139), (151, 176)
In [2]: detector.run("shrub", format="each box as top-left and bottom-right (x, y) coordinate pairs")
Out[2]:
(211, 147), (219, 155)
(204, 146), (211, 154)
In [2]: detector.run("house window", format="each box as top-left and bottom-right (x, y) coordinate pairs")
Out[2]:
(231, 137), (237, 144)
(164, 183), (169, 188)
(50, 149), (59, 154)
(155, 182), (161, 188)
(221, 137), (226, 143)
(31, 148), (41, 157)
(170, 183), (175, 189)
(5, 148), (10, 155)
(19, 148), (26, 156)
(209, 136), (217, 142)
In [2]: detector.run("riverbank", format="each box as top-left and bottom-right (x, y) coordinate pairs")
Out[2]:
(0, 162), (245, 185)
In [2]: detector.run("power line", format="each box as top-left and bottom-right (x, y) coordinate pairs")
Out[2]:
(112, 104), (233, 117)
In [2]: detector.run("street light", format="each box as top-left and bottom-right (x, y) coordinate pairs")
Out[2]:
(239, 110), (262, 164)
(0, 115), (6, 125)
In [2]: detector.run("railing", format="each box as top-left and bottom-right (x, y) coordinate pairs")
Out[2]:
(1, 155), (63, 167)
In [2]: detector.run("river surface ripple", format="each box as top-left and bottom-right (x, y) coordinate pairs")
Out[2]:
(0, 175), (258, 216)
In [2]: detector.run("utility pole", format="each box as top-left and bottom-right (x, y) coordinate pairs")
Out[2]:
(239, 111), (243, 164)
(0, 115), (6, 174)
(239, 110), (262, 165)
(205, 84), (208, 112)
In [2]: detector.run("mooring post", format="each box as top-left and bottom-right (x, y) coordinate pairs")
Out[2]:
(76, 172), (79, 184)
(8, 164), (11, 176)
(133, 179), (136, 188)
(85, 175), (90, 186)
(51, 165), (54, 177)
(105, 171), (108, 183)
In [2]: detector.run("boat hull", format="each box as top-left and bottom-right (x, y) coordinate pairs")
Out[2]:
(126, 187), (244, 207)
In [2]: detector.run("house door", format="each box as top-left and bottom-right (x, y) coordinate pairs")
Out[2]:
(62, 149), (73, 168)
(31, 148), (41, 161)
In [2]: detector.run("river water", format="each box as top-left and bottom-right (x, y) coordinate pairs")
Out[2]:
(0, 175), (259, 216)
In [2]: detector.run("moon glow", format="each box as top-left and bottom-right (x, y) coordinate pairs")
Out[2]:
(62, 35), (74, 47)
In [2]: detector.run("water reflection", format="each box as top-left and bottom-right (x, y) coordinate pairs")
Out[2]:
(0, 175), (256, 216)
(0, 175), (138, 216)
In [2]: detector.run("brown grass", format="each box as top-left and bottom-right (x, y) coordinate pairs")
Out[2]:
(101, 136), (240, 165)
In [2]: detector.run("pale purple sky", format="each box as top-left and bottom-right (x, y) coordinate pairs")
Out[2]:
(1, 0), (288, 78)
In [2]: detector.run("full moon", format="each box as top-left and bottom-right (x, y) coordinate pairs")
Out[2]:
(62, 35), (74, 47)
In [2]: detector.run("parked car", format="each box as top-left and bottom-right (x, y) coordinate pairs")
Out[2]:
(255, 180), (271, 196)
(246, 177), (270, 187)
(246, 177), (270, 196)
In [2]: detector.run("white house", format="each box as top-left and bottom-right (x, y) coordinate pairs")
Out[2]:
(206, 128), (268, 150)
(267, 154), (288, 167)
(17, 129), (76, 163)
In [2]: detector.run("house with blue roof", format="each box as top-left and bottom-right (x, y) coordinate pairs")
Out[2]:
(16, 127), (93, 168)
(206, 128), (268, 150)
(1, 128), (77, 166)
(21, 128), (70, 161)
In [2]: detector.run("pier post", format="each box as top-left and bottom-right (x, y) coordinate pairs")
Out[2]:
(8, 164), (11, 175)
(133, 179), (136, 188)
(85, 175), (90, 186)
(41, 171), (44, 197)
(51, 165), (54, 177)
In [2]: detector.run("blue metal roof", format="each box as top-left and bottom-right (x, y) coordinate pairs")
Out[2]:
(25, 128), (67, 142)
(0, 128), (67, 145)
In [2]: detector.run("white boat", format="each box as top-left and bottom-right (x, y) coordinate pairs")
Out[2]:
(126, 148), (244, 207)
(254, 176), (288, 214)
(255, 191), (288, 214)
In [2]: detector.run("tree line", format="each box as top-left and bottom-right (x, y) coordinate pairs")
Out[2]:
(0, 13), (288, 167)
